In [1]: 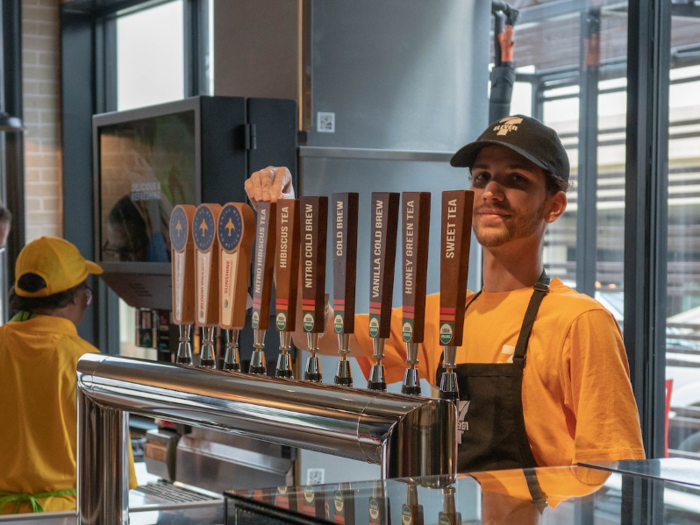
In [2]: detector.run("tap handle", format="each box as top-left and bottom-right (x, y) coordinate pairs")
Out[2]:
(274, 199), (301, 332)
(368, 192), (400, 340)
(332, 192), (359, 336)
(439, 190), (474, 348)
(193, 203), (222, 328)
(300, 196), (328, 334)
(170, 205), (197, 325)
(401, 192), (431, 345)
(251, 202), (277, 331)
(218, 202), (256, 331)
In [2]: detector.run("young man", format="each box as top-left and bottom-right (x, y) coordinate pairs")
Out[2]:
(0, 237), (137, 514)
(244, 115), (645, 473)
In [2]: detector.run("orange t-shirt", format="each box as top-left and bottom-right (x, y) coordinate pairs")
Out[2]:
(0, 315), (137, 514)
(354, 278), (645, 468)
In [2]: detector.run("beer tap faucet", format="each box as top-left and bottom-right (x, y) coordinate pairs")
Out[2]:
(367, 193), (400, 392)
(274, 199), (301, 379)
(401, 192), (431, 396)
(250, 202), (277, 375)
(438, 191), (474, 402)
(332, 193), (359, 387)
(217, 202), (256, 372)
(170, 205), (197, 365)
(193, 203), (223, 369)
(300, 196), (328, 383)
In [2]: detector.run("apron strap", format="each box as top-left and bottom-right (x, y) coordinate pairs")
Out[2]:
(512, 270), (550, 365)
(0, 488), (76, 514)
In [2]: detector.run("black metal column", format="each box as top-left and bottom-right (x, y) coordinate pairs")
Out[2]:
(1, 0), (25, 286)
(624, 0), (670, 466)
(576, 8), (600, 298)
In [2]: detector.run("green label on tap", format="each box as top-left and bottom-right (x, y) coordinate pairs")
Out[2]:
(369, 316), (380, 338)
(439, 322), (454, 345)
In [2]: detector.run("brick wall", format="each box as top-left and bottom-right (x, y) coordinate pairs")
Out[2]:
(22, 0), (62, 242)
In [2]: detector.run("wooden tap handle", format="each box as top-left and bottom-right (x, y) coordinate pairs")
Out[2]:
(251, 202), (277, 331)
(170, 204), (197, 325)
(300, 196), (328, 333)
(218, 202), (256, 330)
(439, 190), (474, 346)
(368, 192), (400, 339)
(332, 193), (359, 335)
(274, 199), (301, 332)
(193, 203), (222, 328)
(401, 192), (431, 344)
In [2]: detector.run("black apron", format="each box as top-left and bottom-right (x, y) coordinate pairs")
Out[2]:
(436, 271), (550, 508)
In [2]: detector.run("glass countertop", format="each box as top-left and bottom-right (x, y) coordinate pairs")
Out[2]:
(226, 459), (700, 524)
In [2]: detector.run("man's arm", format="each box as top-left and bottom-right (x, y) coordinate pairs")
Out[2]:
(565, 309), (646, 463)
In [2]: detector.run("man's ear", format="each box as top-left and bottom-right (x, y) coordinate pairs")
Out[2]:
(544, 191), (567, 224)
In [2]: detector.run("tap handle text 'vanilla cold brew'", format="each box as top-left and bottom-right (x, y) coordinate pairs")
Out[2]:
(274, 199), (301, 378)
(250, 201), (277, 375)
(217, 202), (256, 372)
(367, 192), (400, 392)
(300, 196), (329, 382)
(332, 193), (359, 387)
(401, 192), (431, 396)
(170, 204), (197, 365)
(193, 203), (222, 369)
(439, 190), (474, 402)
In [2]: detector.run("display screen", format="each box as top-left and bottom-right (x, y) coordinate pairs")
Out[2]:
(98, 110), (197, 263)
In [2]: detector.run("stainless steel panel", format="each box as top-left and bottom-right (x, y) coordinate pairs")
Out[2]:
(308, 0), (490, 151)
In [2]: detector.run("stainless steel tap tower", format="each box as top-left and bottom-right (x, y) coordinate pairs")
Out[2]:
(76, 354), (457, 524)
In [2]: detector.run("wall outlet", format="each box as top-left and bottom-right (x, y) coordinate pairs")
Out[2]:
(306, 468), (325, 485)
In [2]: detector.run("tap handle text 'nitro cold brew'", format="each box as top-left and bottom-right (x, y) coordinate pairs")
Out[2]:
(275, 200), (301, 332)
(439, 191), (474, 346)
(332, 193), (359, 335)
(300, 197), (329, 333)
(368, 193), (400, 339)
(217, 203), (256, 330)
(193, 203), (222, 328)
(401, 192), (431, 344)
(251, 202), (277, 331)
(170, 205), (196, 325)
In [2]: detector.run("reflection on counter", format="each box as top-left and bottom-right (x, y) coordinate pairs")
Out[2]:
(225, 460), (700, 525)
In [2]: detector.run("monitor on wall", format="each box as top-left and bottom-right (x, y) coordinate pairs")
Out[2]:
(93, 96), (248, 310)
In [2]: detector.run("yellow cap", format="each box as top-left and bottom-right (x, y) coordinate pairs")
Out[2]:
(15, 236), (103, 297)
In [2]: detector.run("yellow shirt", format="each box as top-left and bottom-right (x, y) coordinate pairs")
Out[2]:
(355, 278), (645, 468)
(0, 315), (137, 514)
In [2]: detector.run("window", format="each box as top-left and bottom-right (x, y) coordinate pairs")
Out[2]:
(116, 0), (185, 111)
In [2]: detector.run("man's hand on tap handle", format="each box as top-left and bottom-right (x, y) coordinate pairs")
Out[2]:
(245, 166), (295, 208)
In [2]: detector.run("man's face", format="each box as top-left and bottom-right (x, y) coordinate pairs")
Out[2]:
(469, 145), (563, 248)
(0, 221), (10, 250)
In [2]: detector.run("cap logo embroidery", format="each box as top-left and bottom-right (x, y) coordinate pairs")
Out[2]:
(493, 116), (523, 136)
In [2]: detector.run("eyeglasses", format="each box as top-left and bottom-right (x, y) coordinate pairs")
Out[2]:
(84, 285), (93, 306)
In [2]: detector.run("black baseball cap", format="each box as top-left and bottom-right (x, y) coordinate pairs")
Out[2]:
(450, 115), (570, 182)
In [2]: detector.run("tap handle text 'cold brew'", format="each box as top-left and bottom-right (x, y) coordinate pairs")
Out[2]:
(368, 192), (400, 339)
(300, 196), (328, 333)
(193, 203), (222, 328)
(275, 199), (301, 332)
(439, 190), (474, 346)
(170, 204), (196, 325)
(401, 192), (431, 344)
(217, 202), (256, 330)
(332, 193), (359, 335)
(251, 202), (277, 331)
